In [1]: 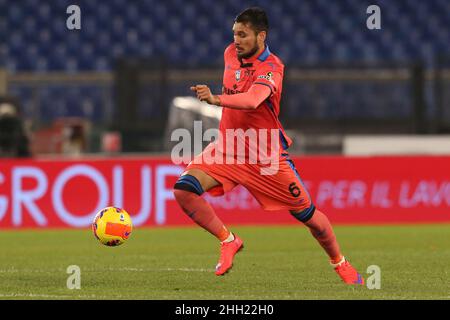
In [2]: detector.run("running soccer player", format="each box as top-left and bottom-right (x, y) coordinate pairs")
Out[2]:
(173, 7), (364, 285)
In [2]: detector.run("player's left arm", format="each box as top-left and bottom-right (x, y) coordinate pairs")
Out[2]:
(190, 63), (282, 110)
(190, 84), (271, 110)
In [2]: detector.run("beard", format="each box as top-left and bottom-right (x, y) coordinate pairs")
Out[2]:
(237, 41), (260, 59)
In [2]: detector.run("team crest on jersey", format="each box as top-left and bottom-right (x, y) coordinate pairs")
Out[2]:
(235, 70), (241, 81)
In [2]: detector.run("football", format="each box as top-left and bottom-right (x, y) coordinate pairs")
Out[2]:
(92, 207), (133, 246)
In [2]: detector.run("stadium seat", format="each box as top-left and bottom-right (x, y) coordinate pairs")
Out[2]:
(4, 0), (449, 122)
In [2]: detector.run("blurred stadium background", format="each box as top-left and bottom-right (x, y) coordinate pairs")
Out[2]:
(1, 0), (449, 156)
(0, 0), (450, 300)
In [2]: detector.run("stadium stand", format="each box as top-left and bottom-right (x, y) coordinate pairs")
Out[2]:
(4, 0), (450, 72)
(2, 0), (450, 144)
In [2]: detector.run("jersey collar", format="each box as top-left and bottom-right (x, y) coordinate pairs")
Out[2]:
(240, 44), (271, 66)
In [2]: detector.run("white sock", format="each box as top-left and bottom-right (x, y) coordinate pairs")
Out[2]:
(222, 232), (235, 243)
(330, 256), (346, 268)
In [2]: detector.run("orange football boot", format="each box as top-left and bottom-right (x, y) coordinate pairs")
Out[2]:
(215, 234), (244, 276)
(333, 257), (365, 285)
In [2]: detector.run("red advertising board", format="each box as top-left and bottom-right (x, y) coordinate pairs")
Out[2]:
(0, 156), (449, 228)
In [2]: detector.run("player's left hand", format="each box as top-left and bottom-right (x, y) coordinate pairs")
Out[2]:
(190, 85), (220, 106)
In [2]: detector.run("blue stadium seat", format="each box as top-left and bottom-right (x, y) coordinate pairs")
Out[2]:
(6, 0), (450, 71)
(4, 0), (450, 122)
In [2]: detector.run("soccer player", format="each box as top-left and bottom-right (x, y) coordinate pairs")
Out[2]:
(173, 7), (364, 285)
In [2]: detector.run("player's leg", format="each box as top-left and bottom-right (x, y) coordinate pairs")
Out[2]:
(283, 156), (364, 284)
(290, 207), (342, 265)
(290, 207), (364, 285)
(243, 156), (364, 284)
(253, 163), (344, 265)
(278, 157), (364, 284)
(173, 169), (231, 241)
(173, 168), (243, 275)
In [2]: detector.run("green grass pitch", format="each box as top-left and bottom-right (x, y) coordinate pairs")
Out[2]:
(0, 224), (449, 300)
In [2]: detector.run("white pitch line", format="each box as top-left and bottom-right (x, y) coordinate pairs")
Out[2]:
(164, 267), (214, 272)
(0, 269), (18, 273)
(0, 267), (214, 274)
(101, 267), (214, 273)
(0, 293), (104, 299)
(0, 293), (67, 298)
(0, 269), (59, 274)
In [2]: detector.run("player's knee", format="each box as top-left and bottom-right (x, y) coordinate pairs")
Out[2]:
(290, 203), (316, 223)
(173, 174), (205, 198)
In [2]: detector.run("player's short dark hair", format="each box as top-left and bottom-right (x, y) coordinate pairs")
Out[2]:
(235, 7), (269, 34)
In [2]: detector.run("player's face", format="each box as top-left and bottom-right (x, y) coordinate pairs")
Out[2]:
(233, 22), (261, 59)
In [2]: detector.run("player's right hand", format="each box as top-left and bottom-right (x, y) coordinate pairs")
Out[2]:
(190, 85), (220, 106)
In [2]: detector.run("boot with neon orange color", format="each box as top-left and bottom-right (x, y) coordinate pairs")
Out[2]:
(215, 234), (244, 276)
(333, 257), (365, 285)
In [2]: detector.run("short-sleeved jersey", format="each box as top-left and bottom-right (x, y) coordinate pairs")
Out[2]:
(219, 43), (292, 157)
